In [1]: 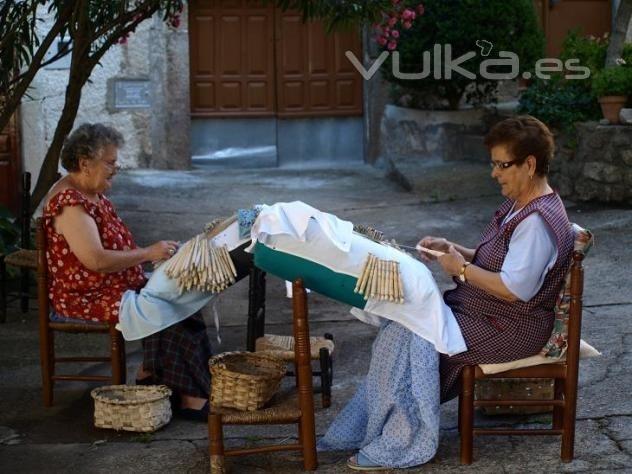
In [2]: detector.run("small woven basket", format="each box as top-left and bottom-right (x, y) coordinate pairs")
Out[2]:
(91, 385), (172, 432)
(209, 351), (286, 411)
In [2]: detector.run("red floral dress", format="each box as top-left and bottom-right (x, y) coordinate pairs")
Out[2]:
(43, 189), (147, 323)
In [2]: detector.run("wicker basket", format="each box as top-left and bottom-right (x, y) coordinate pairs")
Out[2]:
(91, 385), (172, 432)
(209, 351), (286, 411)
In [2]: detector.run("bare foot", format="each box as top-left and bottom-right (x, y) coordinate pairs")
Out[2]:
(135, 365), (152, 381)
(180, 394), (207, 410)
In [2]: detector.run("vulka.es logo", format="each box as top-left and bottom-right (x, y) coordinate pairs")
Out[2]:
(346, 43), (591, 81)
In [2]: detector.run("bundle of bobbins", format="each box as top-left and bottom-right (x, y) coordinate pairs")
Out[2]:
(353, 224), (384, 242)
(354, 253), (404, 304)
(162, 228), (238, 294)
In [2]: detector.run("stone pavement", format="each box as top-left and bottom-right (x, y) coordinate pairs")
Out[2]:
(1, 160), (631, 473)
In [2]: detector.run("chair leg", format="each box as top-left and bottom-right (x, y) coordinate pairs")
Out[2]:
(460, 366), (475, 465)
(208, 413), (226, 474)
(0, 256), (6, 324)
(40, 329), (54, 407)
(324, 333), (334, 385)
(120, 335), (128, 384)
(292, 281), (317, 471)
(458, 390), (462, 434)
(553, 378), (564, 430)
(319, 347), (331, 408)
(561, 376), (578, 462)
(110, 327), (124, 385)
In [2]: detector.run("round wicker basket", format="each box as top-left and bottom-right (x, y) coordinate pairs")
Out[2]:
(209, 351), (286, 411)
(91, 385), (172, 432)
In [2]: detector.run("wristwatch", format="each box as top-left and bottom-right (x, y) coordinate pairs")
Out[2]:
(458, 262), (471, 282)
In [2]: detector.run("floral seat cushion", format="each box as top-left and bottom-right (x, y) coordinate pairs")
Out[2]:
(540, 223), (593, 358)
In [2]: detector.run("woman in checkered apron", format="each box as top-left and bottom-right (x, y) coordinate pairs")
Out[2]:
(44, 124), (212, 422)
(319, 116), (574, 470)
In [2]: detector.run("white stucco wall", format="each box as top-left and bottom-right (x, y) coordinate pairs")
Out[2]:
(20, 5), (191, 188)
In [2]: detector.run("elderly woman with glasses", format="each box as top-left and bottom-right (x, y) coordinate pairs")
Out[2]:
(320, 116), (574, 471)
(42, 123), (211, 421)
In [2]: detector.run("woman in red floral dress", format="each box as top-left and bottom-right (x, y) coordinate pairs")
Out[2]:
(43, 123), (210, 421)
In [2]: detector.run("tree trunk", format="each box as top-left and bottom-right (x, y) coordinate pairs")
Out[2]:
(30, 68), (89, 212)
(29, 0), (94, 212)
(606, 0), (632, 67)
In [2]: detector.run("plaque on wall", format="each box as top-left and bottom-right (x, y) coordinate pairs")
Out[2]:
(112, 80), (152, 109)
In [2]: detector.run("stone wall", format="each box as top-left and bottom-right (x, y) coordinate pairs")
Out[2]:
(551, 122), (632, 205)
(21, 5), (191, 188)
(379, 104), (502, 163)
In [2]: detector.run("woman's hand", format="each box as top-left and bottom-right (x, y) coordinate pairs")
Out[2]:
(144, 240), (179, 263)
(417, 236), (450, 261)
(437, 245), (466, 277)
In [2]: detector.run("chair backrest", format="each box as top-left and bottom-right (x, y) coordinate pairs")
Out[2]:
(20, 172), (31, 249)
(541, 224), (593, 358)
(35, 218), (50, 328)
(564, 251), (585, 385)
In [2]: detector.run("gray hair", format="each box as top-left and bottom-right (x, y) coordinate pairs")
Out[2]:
(60, 123), (124, 172)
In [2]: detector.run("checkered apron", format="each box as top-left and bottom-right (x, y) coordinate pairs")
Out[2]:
(440, 193), (574, 402)
(142, 311), (212, 399)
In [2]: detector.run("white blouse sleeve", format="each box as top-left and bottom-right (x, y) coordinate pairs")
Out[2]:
(500, 212), (558, 302)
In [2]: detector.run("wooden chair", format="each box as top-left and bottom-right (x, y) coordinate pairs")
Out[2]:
(208, 279), (318, 473)
(246, 268), (336, 408)
(255, 332), (334, 408)
(458, 250), (585, 464)
(36, 218), (126, 407)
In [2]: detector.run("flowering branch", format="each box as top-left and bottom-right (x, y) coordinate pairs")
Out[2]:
(373, 1), (425, 51)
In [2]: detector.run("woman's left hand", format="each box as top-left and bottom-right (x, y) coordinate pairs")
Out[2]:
(437, 245), (466, 277)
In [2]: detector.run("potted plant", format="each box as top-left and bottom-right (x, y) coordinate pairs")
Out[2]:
(592, 66), (632, 124)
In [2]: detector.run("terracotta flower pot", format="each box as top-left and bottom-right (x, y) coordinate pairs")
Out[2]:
(598, 96), (628, 124)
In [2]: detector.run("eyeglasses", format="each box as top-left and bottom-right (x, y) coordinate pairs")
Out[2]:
(101, 160), (120, 171)
(489, 157), (526, 170)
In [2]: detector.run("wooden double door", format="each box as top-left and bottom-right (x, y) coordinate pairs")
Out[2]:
(189, 0), (363, 118)
(533, 0), (612, 57)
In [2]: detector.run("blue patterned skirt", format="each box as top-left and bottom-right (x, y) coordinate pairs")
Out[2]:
(317, 321), (439, 468)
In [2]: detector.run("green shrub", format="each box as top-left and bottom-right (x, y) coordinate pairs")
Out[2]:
(0, 206), (19, 256)
(559, 30), (608, 82)
(620, 43), (632, 67)
(519, 32), (632, 129)
(592, 66), (632, 97)
(382, 0), (545, 109)
(518, 77), (601, 130)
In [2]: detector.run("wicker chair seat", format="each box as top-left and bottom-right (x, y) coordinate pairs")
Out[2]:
(5, 249), (37, 270)
(255, 334), (334, 361)
(211, 389), (302, 425)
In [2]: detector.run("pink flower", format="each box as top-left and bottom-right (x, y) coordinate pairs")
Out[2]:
(388, 16), (398, 27)
(391, 30), (400, 39)
(402, 8), (414, 20)
(403, 20), (412, 29)
(377, 36), (388, 46)
(387, 40), (398, 51)
(170, 14), (181, 28)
